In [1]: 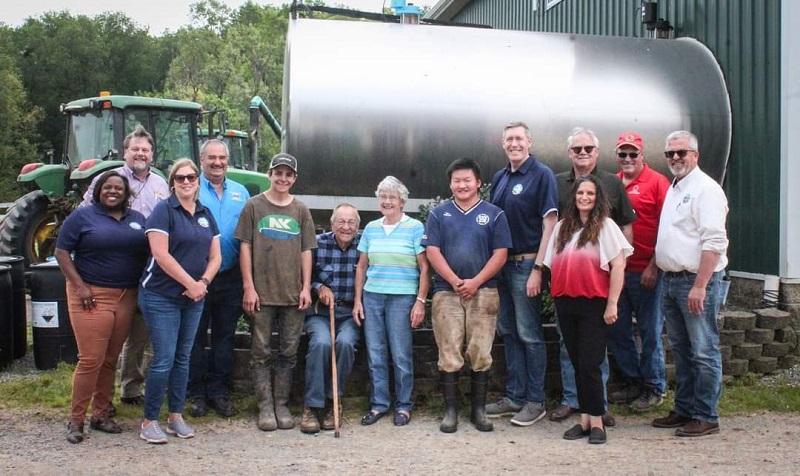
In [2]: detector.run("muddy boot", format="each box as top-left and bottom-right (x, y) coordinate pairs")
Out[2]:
(440, 371), (460, 433)
(470, 371), (493, 432)
(274, 366), (295, 430)
(252, 367), (277, 431)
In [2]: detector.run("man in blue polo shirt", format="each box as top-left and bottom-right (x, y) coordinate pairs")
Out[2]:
(425, 158), (512, 433)
(187, 139), (250, 418)
(486, 122), (559, 426)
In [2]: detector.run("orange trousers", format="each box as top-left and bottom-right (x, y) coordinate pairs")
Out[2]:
(66, 282), (137, 423)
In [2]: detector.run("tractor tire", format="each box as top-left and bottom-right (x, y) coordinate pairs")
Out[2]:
(0, 191), (60, 266)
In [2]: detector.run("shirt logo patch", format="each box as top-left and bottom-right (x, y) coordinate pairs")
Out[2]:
(476, 214), (490, 226)
(230, 192), (243, 201)
(258, 214), (301, 240)
(512, 184), (523, 195)
(630, 185), (641, 195)
(129, 222), (143, 230)
(682, 194), (691, 204)
(197, 217), (210, 228)
(443, 212), (452, 217)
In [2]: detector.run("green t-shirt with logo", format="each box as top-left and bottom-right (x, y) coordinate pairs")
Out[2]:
(235, 193), (316, 305)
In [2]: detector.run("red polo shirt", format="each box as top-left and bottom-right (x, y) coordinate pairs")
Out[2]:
(618, 164), (670, 273)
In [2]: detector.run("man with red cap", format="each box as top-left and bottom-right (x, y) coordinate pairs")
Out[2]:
(607, 132), (671, 411)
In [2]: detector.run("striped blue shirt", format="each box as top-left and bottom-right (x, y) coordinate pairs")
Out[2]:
(358, 215), (424, 295)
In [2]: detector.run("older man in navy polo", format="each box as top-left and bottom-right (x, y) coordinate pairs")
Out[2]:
(299, 203), (362, 434)
(187, 139), (250, 417)
(486, 122), (559, 426)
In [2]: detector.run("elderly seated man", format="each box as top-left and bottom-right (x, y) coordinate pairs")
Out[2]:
(300, 203), (363, 434)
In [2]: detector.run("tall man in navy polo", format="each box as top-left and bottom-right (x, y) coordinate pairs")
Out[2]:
(550, 127), (637, 424)
(187, 139), (250, 418)
(486, 122), (559, 426)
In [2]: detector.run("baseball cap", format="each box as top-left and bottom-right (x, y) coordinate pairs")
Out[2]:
(269, 153), (298, 173)
(616, 132), (644, 151)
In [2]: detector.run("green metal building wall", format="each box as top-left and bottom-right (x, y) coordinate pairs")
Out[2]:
(450, 0), (781, 275)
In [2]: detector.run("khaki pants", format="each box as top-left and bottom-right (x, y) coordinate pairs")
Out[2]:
(250, 305), (305, 370)
(118, 310), (151, 398)
(66, 283), (137, 423)
(432, 288), (499, 373)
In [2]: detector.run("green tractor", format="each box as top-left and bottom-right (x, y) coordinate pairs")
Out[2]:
(0, 94), (270, 265)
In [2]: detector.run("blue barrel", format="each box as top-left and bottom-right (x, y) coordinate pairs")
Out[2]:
(0, 255), (26, 358)
(29, 262), (77, 370)
(0, 264), (12, 369)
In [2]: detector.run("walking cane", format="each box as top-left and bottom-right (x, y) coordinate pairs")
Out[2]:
(329, 301), (341, 437)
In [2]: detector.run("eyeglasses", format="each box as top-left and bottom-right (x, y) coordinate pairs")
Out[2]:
(617, 152), (640, 160)
(570, 145), (596, 154)
(663, 149), (694, 159)
(334, 219), (358, 227)
(378, 194), (401, 202)
(174, 174), (198, 183)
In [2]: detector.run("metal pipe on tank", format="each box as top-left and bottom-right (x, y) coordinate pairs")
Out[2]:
(282, 19), (731, 210)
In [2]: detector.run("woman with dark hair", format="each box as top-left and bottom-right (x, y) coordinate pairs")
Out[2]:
(543, 175), (632, 444)
(138, 158), (221, 444)
(55, 170), (148, 444)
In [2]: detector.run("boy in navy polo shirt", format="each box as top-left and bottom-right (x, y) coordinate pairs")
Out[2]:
(423, 158), (512, 433)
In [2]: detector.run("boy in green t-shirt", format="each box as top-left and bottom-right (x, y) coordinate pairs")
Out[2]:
(235, 153), (316, 431)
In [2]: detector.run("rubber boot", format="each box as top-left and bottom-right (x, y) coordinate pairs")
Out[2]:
(471, 371), (493, 432)
(252, 367), (277, 431)
(439, 371), (460, 433)
(274, 366), (295, 429)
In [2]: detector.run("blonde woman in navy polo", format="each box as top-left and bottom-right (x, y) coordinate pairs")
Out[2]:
(55, 170), (148, 444)
(138, 159), (221, 444)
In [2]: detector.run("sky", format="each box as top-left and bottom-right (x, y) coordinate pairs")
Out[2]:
(3, 0), (439, 35)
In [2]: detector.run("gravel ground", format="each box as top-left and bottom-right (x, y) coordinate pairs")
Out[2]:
(1, 409), (799, 475)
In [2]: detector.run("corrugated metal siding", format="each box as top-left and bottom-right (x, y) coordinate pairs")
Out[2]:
(453, 0), (781, 275)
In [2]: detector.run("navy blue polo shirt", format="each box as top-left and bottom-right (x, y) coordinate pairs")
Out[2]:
(56, 203), (148, 288)
(489, 155), (559, 255)
(423, 199), (513, 294)
(140, 195), (220, 298)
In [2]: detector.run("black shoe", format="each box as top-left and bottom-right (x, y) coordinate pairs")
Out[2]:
(602, 412), (616, 427)
(609, 383), (642, 404)
(66, 421), (85, 444)
(107, 402), (117, 418)
(188, 397), (209, 418)
(360, 410), (387, 426)
(90, 416), (122, 434)
(563, 424), (590, 440)
(470, 371), (493, 432)
(439, 371), (459, 433)
(588, 426), (607, 444)
(121, 395), (144, 406)
(208, 395), (237, 418)
(393, 411), (411, 426)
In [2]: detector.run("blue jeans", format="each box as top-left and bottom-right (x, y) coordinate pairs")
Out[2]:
(138, 287), (204, 421)
(558, 325), (609, 409)
(188, 267), (243, 399)
(303, 311), (361, 408)
(607, 271), (667, 394)
(662, 271), (723, 423)
(496, 258), (546, 405)
(362, 291), (415, 413)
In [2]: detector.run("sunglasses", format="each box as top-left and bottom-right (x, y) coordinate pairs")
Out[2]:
(664, 149), (694, 159)
(617, 152), (640, 160)
(174, 173), (198, 183)
(570, 145), (596, 154)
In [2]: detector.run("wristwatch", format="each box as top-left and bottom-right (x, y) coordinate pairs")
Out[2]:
(532, 263), (542, 271)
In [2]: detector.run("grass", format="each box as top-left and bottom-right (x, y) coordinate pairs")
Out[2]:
(2, 363), (800, 419)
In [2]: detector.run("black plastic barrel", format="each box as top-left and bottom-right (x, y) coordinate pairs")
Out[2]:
(0, 255), (26, 358)
(29, 262), (77, 370)
(0, 265), (13, 369)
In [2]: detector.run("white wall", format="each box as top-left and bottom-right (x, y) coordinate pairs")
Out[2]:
(780, 0), (800, 280)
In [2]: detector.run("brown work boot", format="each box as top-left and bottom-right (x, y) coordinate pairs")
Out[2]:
(675, 419), (720, 437)
(252, 367), (277, 431)
(274, 367), (295, 430)
(299, 407), (320, 434)
(548, 404), (576, 422)
(321, 401), (342, 431)
(652, 411), (693, 429)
